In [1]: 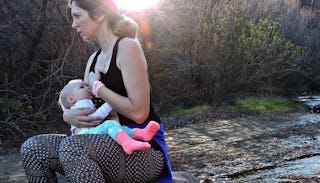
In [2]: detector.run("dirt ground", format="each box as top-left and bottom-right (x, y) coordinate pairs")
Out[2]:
(165, 110), (320, 182)
(1, 109), (320, 182)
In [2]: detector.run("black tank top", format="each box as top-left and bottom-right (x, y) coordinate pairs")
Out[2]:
(90, 38), (160, 125)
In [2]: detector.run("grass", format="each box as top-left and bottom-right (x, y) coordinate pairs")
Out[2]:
(233, 96), (296, 113)
(158, 96), (296, 117)
(159, 104), (210, 117)
(174, 105), (210, 115)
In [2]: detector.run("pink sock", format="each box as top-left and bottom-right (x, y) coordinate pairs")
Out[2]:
(132, 121), (160, 142)
(115, 132), (151, 154)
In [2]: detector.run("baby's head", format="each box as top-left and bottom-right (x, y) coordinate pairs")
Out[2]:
(59, 79), (93, 110)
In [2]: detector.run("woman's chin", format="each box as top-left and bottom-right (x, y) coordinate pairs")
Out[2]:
(82, 36), (93, 42)
(82, 37), (90, 42)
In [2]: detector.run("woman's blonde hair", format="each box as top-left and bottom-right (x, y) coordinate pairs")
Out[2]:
(68, 0), (138, 38)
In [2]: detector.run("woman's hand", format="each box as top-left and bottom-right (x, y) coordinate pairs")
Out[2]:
(88, 71), (101, 89)
(63, 107), (103, 128)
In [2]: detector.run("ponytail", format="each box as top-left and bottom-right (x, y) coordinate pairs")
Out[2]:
(109, 14), (138, 38)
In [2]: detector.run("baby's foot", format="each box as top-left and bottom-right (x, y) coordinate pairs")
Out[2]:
(116, 132), (150, 154)
(133, 121), (160, 142)
(122, 139), (150, 154)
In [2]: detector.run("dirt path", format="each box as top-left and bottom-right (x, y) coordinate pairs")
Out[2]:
(1, 111), (319, 182)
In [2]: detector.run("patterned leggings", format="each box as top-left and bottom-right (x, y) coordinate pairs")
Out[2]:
(20, 134), (164, 183)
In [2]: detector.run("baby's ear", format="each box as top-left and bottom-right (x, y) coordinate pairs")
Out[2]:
(67, 96), (76, 105)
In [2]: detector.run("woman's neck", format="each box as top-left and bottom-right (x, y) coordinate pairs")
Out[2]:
(96, 26), (118, 53)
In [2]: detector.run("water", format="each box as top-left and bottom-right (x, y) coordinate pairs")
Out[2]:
(296, 95), (320, 113)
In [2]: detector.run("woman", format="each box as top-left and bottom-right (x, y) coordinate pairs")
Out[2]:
(20, 0), (172, 182)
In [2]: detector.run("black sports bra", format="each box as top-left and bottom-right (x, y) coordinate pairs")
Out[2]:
(90, 38), (160, 125)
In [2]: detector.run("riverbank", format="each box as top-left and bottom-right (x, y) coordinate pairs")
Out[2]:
(1, 109), (319, 182)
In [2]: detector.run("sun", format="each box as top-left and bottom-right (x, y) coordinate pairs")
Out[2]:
(117, 0), (161, 12)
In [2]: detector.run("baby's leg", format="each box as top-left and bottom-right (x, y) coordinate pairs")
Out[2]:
(120, 125), (134, 137)
(83, 120), (150, 154)
(132, 121), (160, 142)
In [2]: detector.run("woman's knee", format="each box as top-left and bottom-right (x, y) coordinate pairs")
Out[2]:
(21, 134), (64, 155)
(59, 136), (88, 161)
(20, 135), (46, 156)
(59, 135), (115, 162)
(59, 136), (76, 152)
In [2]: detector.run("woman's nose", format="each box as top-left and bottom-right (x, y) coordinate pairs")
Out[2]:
(72, 20), (78, 29)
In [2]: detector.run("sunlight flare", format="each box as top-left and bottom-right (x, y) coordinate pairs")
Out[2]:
(117, 0), (160, 12)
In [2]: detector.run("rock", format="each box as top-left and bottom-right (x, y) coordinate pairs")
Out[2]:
(172, 171), (199, 183)
(312, 105), (320, 113)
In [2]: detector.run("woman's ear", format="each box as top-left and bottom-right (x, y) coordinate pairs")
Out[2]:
(96, 14), (106, 24)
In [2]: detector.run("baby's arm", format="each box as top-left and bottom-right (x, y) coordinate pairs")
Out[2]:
(89, 102), (113, 119)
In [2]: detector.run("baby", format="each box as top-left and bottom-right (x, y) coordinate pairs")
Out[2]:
(58, 79), (160, 154)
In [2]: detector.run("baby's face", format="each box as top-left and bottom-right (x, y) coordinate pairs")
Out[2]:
(71, 80), (93, 101)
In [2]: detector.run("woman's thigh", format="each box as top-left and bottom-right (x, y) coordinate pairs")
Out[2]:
(59, 134), (164, 183)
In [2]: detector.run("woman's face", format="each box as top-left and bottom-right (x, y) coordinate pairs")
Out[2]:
(71, 1), (101, 41)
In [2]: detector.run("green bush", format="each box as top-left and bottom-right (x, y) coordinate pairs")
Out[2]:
(192, 6), (306, 104)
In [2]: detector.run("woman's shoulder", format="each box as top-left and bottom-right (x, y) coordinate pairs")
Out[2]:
(117, 37), (144, 56)
(118, 37), (141, 49)
(117, 37), (146, 65)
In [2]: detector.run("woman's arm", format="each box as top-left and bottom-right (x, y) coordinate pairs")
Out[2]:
(97, 38), (150, 124)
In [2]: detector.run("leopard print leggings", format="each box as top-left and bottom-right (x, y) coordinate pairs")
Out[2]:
(20, 134), (164, 183)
